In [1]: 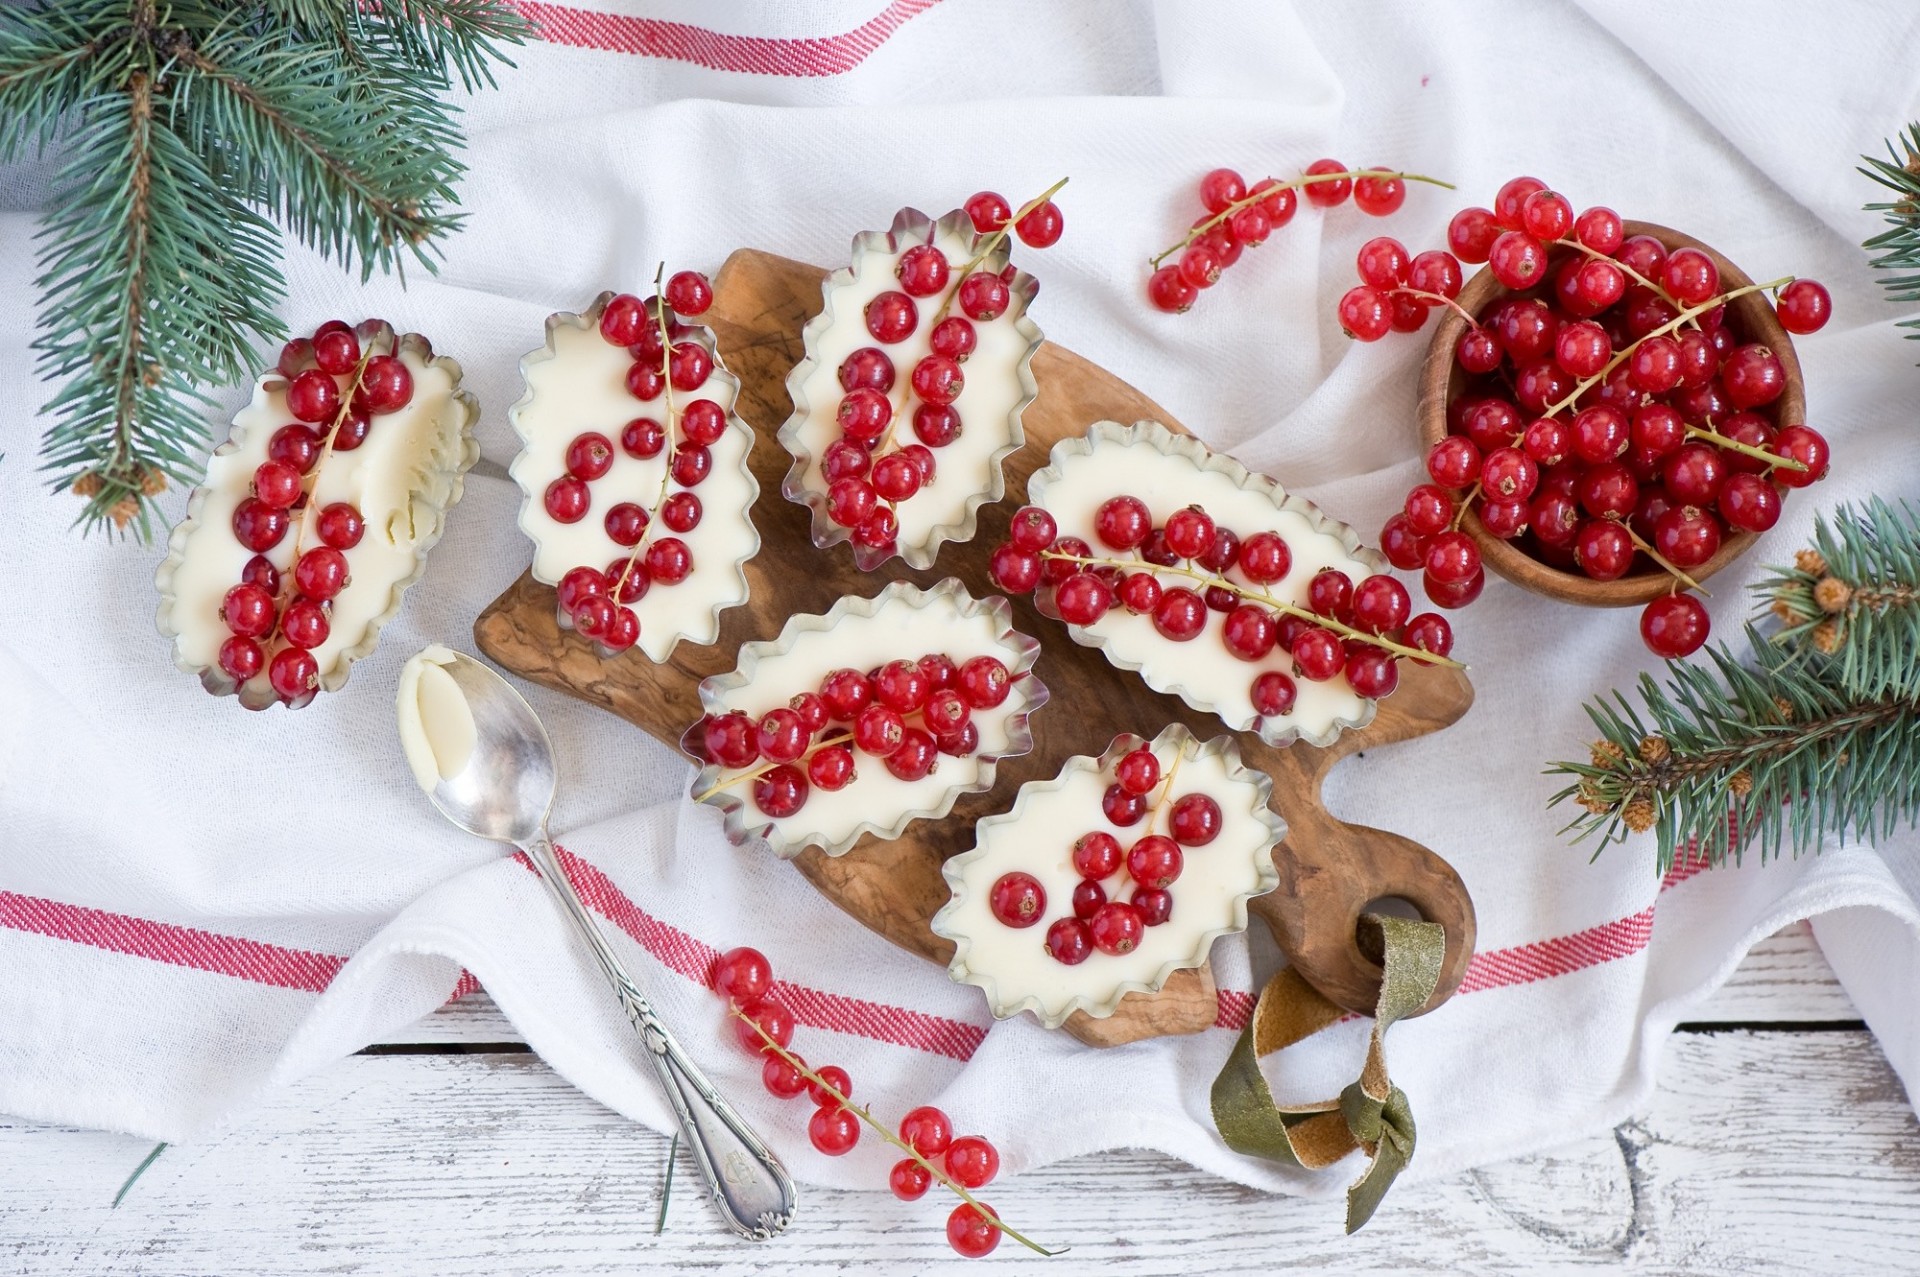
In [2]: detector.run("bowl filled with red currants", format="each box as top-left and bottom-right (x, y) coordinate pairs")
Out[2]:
(1345, 176), (1833, 659)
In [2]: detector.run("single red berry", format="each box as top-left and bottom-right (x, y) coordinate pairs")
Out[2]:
(1662, 248), (1720, 306)
(1007, 506), (1057, 553)
(808, 744), (855, 791)
(826, 477), (879, 529)
(870, 453), (922, 503)
(1102, 782), (1147, 826)
(1356, 236), (1410, 288)
(910, 354), (965, 406)
(1093, 494), (1151, 550)
(865, 290), (918, 343)
(763, 1054), (809, 1100)
(1152, 587), (1207, 641)
(1653, 505), (1724, 569)
(1055, 572), (1113, 626)
(990, 543), (1042, 593)
(1073, 830), (1123, 879)
(1353, 169), (1406, 216)
(1664, 443), (1727, 505)
(1518, 188), (1573, 241)
(544, 477), (590, 524)
(1573, 206), (1625, 254)
(267, 647), (319, 704)
(621, 417), (666, 459)
(1198, 167), (1246, 213)
(1115, 746), (1161, 796)
(221, 583), (277, 639)
(1291, 627), (1344, 680)
(1306, 568), (1354, 620)
(1163, 506), (1215, 559)
(1088, 901), (1145, 954)
(1423, 565), (1486, 608)
(1303, 159), (1352, 207)
(1337, 286), (1391, 341)
(217, 635), (265, 682)
(957, 655), (1012, 708)
(965, 190), (1012, 233)
(1045, 917), (1093, 965)
(704, 712), (759, 769)
(711, 947), (774, 1004)
(731, 997), (795, 1056)
(664, 270), (713, 316)
(1641, 593), (1711, 659)
(644, 537), (692, 584)
(251, 459), (303, 510)
(958, 272), (1009, 321)
(852, 704), (906, 757)
(1447, 206), (1500, 263)
(989, 872), (1048, 928)
(808, 1104), (860, 1156)
(1127, 834), (1183, 889)
(231, 498), (290, 553)
(804, 1064), (852, 1110)
(898, 1105), (953, 1157)
(1571, 405), (1631, 466)
(285, 369), (340, 423)
(1408, 250), (1464, 300)
(1578, 462), (1640, 521)
(289, 546), (348, 602)
(1776, 279), (1832, 334)
(1148, 265), (1199, 313)
(1251, 670), (1297, 716)
(1487, 231), (1547, 289)
(1404, 485), (1453, 537)
(1169, 793), (1222, 846)
(1424, 530), (1480, 586)
(1345, 647), (1399, 698)
(1379, 514), (1427, 571)
(1221, 604), (1277, 661)
(1721, 344), (1786, 409)
(1772, 425), (1830, 488)
(1426, 435), (1482, 489)
(667, 342), (712, 392)
(947, 1203), (1002, 1259)
(600, 294), (647, 346)
(1014, 199), (1064, 248)
(277, 337), (315, 376)
(1575, 519), (1636, 581)
(1405, 612), (1453, 660)
(889, 1160), (933, 1202)
(357, 355), (412, 413)
(1352, 574), (1412, 633)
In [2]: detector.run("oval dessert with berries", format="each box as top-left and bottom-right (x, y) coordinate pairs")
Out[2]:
(510, 275), (759, 661)
(992, 419), (1458, 748)
(155, 320), (478, 710)
(687, 579), (1046, 858)
(780, 192), (1059, 570)
(934, 725), (1283, 1029)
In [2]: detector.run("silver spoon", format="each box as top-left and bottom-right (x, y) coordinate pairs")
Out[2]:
(420, 652), (795, 1241)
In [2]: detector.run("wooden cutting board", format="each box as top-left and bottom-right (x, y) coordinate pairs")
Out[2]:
(474, 247), (1478, 1046)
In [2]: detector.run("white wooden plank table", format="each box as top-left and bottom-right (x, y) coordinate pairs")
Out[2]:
(3, 922), (1913, 1275)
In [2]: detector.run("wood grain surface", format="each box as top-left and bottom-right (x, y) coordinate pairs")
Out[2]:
(475, 247), (1478, 1044)
(4, 937), (1905, 1277)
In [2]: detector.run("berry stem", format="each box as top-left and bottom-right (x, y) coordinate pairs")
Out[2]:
(1149, 169), (1455, 268)
(1686, 422), (1809, 473)
(1544, 277), (1795, 419)
(1392, 287), (1479, 327)
(1039, 550), (1466, 668)
(1146, 748), (1184, 830)
(612, 266), (679, 602)
(729, 1009), (1067, 1258)
(1448, 481), (1484, 532)
(271, 339), (378, 636)
(692, 728), (854, 802)
(1552, 236), (1667, 300)
(1616, 519), (1709, 594)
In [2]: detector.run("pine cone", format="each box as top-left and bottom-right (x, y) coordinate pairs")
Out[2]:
(139, 467), (168, 496)
(107, 496), (140, 528)
(1728, 771), (1753, 797)
(72, 471), (103, 498)
(1813, 620), (1843, 653)
(1590, 740), (1627, 768)
(1622, 798), (1656, 833)
(1795, 549), (1829, 577)
(1638, 735), (1671, 764)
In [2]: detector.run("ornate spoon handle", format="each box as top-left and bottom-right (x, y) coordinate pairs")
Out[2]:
(521, 832), (796, 1240)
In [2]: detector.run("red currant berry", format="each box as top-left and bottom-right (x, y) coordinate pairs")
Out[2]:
(1102, 782), (1148, 826)
(1487, 232), (1547, 289)
(1163, 506), (1215, 560)
(600, 294), (647, 346)
(1127, 834), (1183, 889)
(543, 477), (590, 524)
(267, 647), (319, 704)
(1045, 917), (1093, 965)
(1116, 746), (1161, 796)
(1575, 519), (1636, 581)
(1014, 199), (1064, 248)
(1405, 612), (1453, 660)
(1221, 604), (1277, 660)
(1353, 169), (1406, 215)
(958, 272), (1010, 321)
(865, 290), (918, 343)
(1771, 425), (1829, 488)
(1088, 900), (1145, 955)
(643, 537), (691, 585)
(711, 947), (774, 1004)
(356, 355), (412, 413)
(808, 744), (855, 791)
(1148, 265), (1200, 313)
(221, 583), (277, 639)
(870, 453), (922, 503)
(1664, 443), (1727, 505)
(217, 635), (264, 682)
(704, 712), (759, 769)
(1716, 473), (1781, 533)
(947, 1203), (1002, 1258)
(808, 1104), (860, 1156)
(1006, 505), (1056, 554)
(1199, 167), (1246, 213)
(957, 655), (1011, 708)
(804, 1064), (852, 1109)
(1424, 530), (1481, 586)
(965, 190), (1012, 232)
(1303, 159), (1352, 207)
(1775, 279), (1832, 334)
(1152, 587), (1207, 641)
(1661, 247), (1720, 306)
(1252, 670), (1297, 716)
(1092, 494), (1150, 551)
(1337, 286), (1391, 342)
(276, 337), (315, 376)
(1055, 572), (1113, 626)
(826, 477), (878, 528)
(284, 369), (340, 424)
(1408, 249), (1463, 300)
(1291, 627), (1344, 680)
(889, 1160), (933, 1202)
(1492, 176), (1547, 229)
(763, 1054), (808, 1100)
(1653, 505), (1723, 569)
(896, 1105), (953, 1158)
(1426, 435), (1482, 489)
(852, 704), (906, 757)
(1356, 237), (1410, 289)
(1572, 205), (1625, 253)
(1641, 592), (1710, 659)
(1073, 830), (1123, 879)
(989, 543), (1041, 593)
(231, 498), (291, 552)
(1403, 484), (1453, 537)
(732, 997), (795, 1056)
(1447, 206), (1500, 263)
(989, 872), (1047, 928)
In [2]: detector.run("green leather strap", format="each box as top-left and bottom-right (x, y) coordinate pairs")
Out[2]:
(1209, 914), (1445, 1233)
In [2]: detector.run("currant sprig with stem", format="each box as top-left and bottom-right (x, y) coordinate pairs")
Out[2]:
(1150, 168), (1454, 269)
(930, 176), (1069, 328)
(267, 341), (376, 636)
(611, 265), (677, 601)
(1039, 550), (1464, 668)
(1686, 418), (1799, 471)
(1552, 235), (1666, 299)
(692, 729), (853, 803)
(731, 1009), (1067, 1258)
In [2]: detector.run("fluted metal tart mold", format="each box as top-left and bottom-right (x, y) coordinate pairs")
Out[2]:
(932, 723), (1285, 1030)
(154, 328), (480, 710)
(506, 293), (761, 662)
(691, 577), (1047, 858)
(778, 207), (1041, 572)
(1027, 418), (1386, 749)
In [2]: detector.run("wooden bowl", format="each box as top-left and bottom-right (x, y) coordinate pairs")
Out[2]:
(1415, 220), (1805, 607)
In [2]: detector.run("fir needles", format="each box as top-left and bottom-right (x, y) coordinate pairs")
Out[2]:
(1550, 500), (1920, 871)
(0, 1), (527, 539)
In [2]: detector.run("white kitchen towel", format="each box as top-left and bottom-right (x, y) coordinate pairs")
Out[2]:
(4, 0), (1919, 1204)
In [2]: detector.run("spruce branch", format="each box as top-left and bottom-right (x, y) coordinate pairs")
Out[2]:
(1, 1), (526, 540)
(1549, 501), (1920, 871)
(1861, 123), (1920, 342)
(1758, 498), (1920, 699)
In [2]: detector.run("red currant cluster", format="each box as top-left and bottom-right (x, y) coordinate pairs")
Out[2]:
(991, 742), (1224, 964)
(823, 182), (1065, 558)
(1146, 160), (1450, 313)
(711, 946), (1033, 1258)
(987, 498), (1455, 719)
(1345, 176), (1834, 659)
(545, 271), (719, 654)
(217, 319), (414, 708)
(684, 653), (1016, 819)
